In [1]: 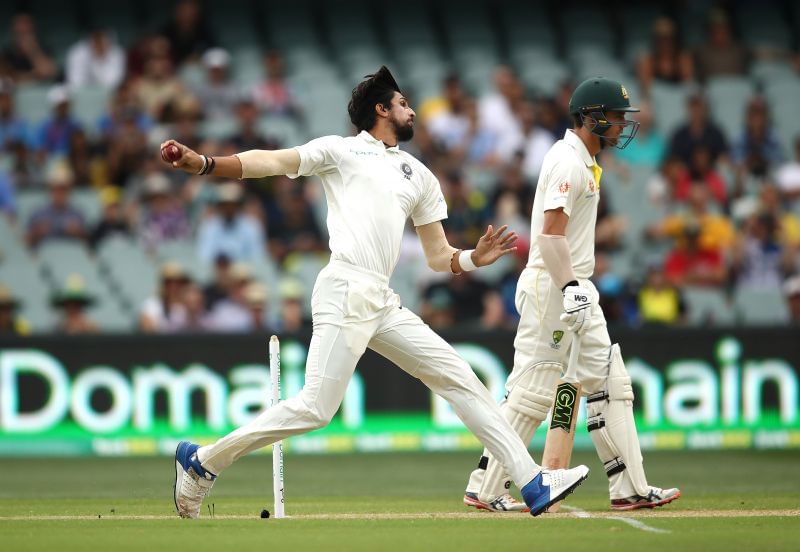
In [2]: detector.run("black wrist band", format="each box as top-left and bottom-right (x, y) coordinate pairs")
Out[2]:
(562, 280), (578, 292)
(207, 156), (216, 175)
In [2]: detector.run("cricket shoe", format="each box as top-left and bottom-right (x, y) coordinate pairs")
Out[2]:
(611, 486), (681, 511)
(174, 441), (216, 518)
(463, 492), (530, 513)
(520, 465), (590, 517)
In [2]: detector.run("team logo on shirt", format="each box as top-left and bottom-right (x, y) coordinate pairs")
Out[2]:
(400, 162), (413, 180)
(558, 182), (570, 194)
(588, 179), (595, 193)
(551, 330), (564, 349)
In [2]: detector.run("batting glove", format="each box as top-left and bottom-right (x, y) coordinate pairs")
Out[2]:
(559, 283), (595, 334)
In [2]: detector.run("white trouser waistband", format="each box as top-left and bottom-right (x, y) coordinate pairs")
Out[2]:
(327, 258), (390, 286)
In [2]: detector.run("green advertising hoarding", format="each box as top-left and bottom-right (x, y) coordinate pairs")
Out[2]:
(0, 328), (798, 456)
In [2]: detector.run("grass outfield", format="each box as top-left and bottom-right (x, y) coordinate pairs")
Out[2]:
(1, 450), (799, 551)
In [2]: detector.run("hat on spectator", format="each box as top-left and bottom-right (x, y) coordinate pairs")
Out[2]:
(783, 276), (800, 298)
(46, 162), (74, 188)
(0, 284), (20, 309)
(230, 262), (252, 282)
(244, 282), (268, 306)
(160, 261), (189, 281)
(48, 85), (70, 106)
(51, 274), (95, 307)
(278, 278), (304, 301)
(143, 173), (171, 196)
(202, 48), (230, 69)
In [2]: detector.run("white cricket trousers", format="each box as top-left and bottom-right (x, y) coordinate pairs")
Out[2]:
(198, 259), (539, 488)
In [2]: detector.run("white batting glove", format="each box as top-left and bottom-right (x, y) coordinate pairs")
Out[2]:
(559, 283), (595, 334)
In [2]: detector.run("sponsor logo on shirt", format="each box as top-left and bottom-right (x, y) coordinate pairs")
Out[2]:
(401, 162), (413, 180)
(558, 182), (569, 194)
(349, 149), (379, 156)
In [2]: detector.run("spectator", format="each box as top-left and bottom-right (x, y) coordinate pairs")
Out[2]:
(422, 273), (490, 324)
(649, 182), (735, 256)
(784, 275), (800, 324)
(133, 41), (187, 123)
(613, 101), (666, 167)
(663, 223), (728, 287)
(775, 137), (800, 201)
(67, 129), (94, 187)
(592, 253), (629, 324)
(65, 27), (125, 89)
(732, 213), (796, 290)
(0, 13), (57, 82)
(139, 172), (191, 250)
(442, 170), (486, 245)
(242, 282), (270, 332)
(198, 182), (265, 264)
(252, 50), (301, 119)
(89, 187), (133, 250)
(139, 261), (190, 333)
(264, 177), (324, 262)
(104, 98), (150, 188)
(424, 75), (470, 152)
(595, 192), (626, 253)
(26, 164), (88, 249)
(277, 278), (308, 333)
(647, 154), (684, 208)
(637, 266), (686, 325)
(489, 160), (533, 229)
(5, 138), (41, 189)
(0, 170), (17, 219)
(194, 48), (239, 122)
(667, 92), (728, 166)
(636, 17), (694, 94)
(478, 66), (524, 162)
(450, 98), (499, 167)
(204, 263), (254, 332)
(34, 85), (83, 158)
(694, 8), (749, 82)
(229, 95), (279, 151)
(0, 78), (30, 150)
(160, 0), (216, 66)
(0, 284), (29, 335)
(183, 283), (210, 332)
(731, 97), (784, 179)
(99, 81), (153, 146)
(674, 145), (728, 206)
(519, 100), (556, 181)
(203, 253), (233, 311)
(50, 275), (98, 334)
(420, 287), (456, 329)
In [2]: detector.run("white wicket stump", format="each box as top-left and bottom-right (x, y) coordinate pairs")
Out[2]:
(269, 335), (285, 518)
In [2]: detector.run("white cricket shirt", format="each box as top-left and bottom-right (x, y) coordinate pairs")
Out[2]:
(527, 130), (601, 279)
(289, 130), (447, 278)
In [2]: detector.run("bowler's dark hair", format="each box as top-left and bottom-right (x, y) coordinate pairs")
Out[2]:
(348, 66), (401, 132)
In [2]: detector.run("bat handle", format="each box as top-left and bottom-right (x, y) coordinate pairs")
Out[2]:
(563, 333), (581, 383)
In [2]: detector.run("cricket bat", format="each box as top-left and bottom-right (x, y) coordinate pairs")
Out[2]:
(540, 335), (581, 513)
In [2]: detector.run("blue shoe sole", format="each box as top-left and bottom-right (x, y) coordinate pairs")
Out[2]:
(530, 472), (589, 517)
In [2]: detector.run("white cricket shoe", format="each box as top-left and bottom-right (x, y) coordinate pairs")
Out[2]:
(520, 465), (590, 517)
(611, 486), (681, 511)
(463, 492), (529, 513)
(174, 441), (216, 519)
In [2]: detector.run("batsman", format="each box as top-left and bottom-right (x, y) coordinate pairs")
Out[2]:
(464, 77), (681, 513)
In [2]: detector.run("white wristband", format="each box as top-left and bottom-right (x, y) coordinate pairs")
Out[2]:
(459, 249), (477, 272)
(197, 155), (208, 175)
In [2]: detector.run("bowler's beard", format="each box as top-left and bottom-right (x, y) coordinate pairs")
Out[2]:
(391, 115), (414, 142)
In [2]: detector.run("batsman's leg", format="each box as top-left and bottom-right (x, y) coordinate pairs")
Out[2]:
(586, 343), (681, 510)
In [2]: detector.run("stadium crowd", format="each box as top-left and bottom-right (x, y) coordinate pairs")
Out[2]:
(0, 0), (799, 335)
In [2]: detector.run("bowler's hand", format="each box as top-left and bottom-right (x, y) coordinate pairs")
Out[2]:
(472, 224), (518, 267)
(160, 139), (204, 174)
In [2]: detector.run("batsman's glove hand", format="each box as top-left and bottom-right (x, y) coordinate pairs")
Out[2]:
(559, 282), (595, 335)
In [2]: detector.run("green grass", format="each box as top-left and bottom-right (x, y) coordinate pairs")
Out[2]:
(1, 451), (799, 551)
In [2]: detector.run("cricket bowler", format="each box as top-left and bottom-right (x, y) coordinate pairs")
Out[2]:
(463, 77), (681, 512)
(162, 66), (589, 518)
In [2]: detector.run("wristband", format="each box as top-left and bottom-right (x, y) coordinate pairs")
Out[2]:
(561, 280), (579, 292)
(197, 155), (209, 175)
(459, 249), (477, 272)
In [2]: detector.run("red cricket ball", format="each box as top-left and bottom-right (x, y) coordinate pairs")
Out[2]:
(161, 144), (181, 163)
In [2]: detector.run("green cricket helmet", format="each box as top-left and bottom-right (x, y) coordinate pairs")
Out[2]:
(569, 77), (640, 149)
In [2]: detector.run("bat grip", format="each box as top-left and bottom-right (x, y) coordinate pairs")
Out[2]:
(562, 334), (581, 383)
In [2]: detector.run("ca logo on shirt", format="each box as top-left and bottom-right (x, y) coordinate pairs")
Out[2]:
(400, 162), (413, 180)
